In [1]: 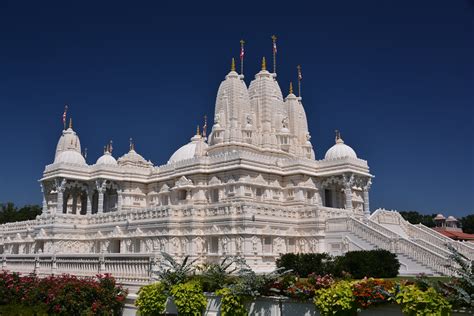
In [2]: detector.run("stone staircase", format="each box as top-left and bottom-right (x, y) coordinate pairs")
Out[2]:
(342, 223), (438, 275)
(326, 215), (452, 276)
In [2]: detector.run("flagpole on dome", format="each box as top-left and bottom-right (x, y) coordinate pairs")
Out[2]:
(297, 65), (302, 99)
(62, 105), (68, 130)
(271, 35), (277, 74)
(202, 115), (207, 138)
(240, 39), (245, 76)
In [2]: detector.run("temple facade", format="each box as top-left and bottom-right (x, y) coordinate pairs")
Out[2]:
(0, 56), (472, 279)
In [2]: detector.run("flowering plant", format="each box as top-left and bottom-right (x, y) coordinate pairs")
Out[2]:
(352, 278), (394, 309)
(0, 272), (127, 315)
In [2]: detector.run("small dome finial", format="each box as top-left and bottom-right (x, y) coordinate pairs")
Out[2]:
(69, 117), (73, 129)
(261, 57), (267, 71)
(335, 130), (344, 143)
(196, 125), (201, 136)
(129, 137), (135, 151)
(289, 82), (293, 95)
(231, 58), (236, 72)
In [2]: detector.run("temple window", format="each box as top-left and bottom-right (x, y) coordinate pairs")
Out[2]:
(177, 190), (187, 201)
(109, 240), (121, 253)
(324, 189), (333, 207)
(210, 189), (219, 202)
(288, 238), (295, 253)
(263, 237), (272, 253)
(209, 237), (219, 254)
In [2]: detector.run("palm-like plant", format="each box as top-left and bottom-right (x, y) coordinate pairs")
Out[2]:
(157, 252), (198, 290)
(442, 245), (474, 309)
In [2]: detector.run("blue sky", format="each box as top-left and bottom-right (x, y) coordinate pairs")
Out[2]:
(0, 0), (472, 216)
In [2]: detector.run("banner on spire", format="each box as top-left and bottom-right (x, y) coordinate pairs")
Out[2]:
(62, 105), (68, 129)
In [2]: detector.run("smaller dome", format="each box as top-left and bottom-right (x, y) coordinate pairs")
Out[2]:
(434, 214), (446, 220)
(96, 152), (117, 166)
(168, 134), (208, 164)
(54, 150), (87, 165)
(118, 148), (152, 167)
(324, 136), (357, 160)
(446, 216), (457, 222)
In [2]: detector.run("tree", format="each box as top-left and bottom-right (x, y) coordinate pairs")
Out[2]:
(0, 202), (41, 224)
(399, 211), (436, 227)
(460, 214), (474, 234)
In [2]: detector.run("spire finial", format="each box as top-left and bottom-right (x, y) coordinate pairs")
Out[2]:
(203, 115), (207, 138)
(297, 65), (303, 98)
(69, 117), (73, 129)
(109, 140), (113, 153)
(129, 137), (134, 151)
(231, 58), (236, 72)
(271, 34), (277, 74)
(62, 105), (68, 130)
(196, 125), (201, 136)
(335, 130), (343, 143)
(289, 82), (293, 95)
(261, 57), (267, 71)
(104, 145), (107, 154)
(240, 39), (245, 75)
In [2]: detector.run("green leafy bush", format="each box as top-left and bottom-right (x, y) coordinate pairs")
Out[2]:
(170, 281), (207, 316)
(276, 253), (333, 277)
(215, 287), (247, 316)
(393, 284), (451, 316)
(135, 282), (168, 316)
(334, 249), (400, 278)
(314, 280), (357, 316)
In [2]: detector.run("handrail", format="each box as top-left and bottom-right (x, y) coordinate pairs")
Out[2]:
(347, 217), (451, 275)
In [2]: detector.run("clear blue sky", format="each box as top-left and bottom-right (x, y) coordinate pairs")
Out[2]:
(0, 1), (472, 217)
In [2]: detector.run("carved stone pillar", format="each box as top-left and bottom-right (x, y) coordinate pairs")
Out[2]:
(117, 189), (123, 211)
(363, 179), (372, 218)
(86, 188), (93, 215)
(72, 192), (78, 215)
(40, 183), (48, 215)
(55, 178), (66, 215)
(96, 180), (106, 214)
(343, 174), (354, 211)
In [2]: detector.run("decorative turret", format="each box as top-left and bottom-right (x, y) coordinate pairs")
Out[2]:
(117, 138), (153, 168)
(53, 118), (87, 165)
(285, 82), (314, 159)
(209, 58), (251, 146)
(248, 57), (284, 150)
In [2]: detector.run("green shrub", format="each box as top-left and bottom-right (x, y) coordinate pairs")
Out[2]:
(276, 253), (333, 277)
(0, 304), (48, 316)
(215, 287), (247, 316)
(334, 249), (400, 278)
(135, 282), (168, 316)
(393, 284), (451, 316)
(314, 280), (357, 316)
(170, 281), (207, 316)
